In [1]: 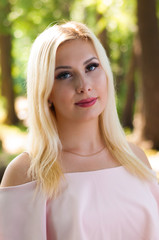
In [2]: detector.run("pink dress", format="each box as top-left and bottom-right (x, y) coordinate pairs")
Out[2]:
(0, 166), (159, 240)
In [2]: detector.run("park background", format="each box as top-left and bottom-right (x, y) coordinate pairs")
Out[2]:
(0, 0), (159, 181)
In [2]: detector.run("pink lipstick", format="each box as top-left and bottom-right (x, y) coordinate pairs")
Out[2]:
(75, 97), (98, 108)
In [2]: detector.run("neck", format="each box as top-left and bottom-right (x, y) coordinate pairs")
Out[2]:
(57, 118), (105, 154)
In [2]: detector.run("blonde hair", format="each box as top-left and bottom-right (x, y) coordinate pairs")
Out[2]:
(27, 21), (154, 198)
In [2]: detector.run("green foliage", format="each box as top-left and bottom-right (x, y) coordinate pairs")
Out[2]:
(0, 96), (7, 123)
(0, 0), (137, 119)
(0, 0), (12, 34)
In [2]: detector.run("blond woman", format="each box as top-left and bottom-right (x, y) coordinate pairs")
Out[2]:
(0, 21), (159, 240)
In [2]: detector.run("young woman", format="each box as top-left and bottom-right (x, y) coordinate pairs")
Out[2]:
(0, 21), (159, 240)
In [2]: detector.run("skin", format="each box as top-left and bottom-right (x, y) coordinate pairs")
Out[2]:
(49, 39), (107, 151)
(50, 39), (107, 123)
(49, 39), (120, 172)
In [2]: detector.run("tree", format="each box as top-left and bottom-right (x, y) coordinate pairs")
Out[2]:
(0, 0), (18, 124)
(122, 38), (136, 129)
(122, 34), (142, 129)
(137, 0), (159, 149)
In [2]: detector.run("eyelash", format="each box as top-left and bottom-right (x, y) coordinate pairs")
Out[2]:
(55, 62), (99, 80)
(86, 63), (99, 72)
(56, 72), (71, 80)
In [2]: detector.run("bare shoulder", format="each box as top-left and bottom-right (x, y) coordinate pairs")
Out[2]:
(128, 142), (152, 169)
(0, 152), (32, 187)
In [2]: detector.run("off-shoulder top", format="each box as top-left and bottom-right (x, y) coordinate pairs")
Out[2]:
(0, 166), (159, 240)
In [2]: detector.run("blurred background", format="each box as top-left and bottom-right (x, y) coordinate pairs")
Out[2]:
(0, 0), (159, 181)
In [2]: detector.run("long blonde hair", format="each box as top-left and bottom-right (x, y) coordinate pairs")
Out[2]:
(27, 21), (154, 198)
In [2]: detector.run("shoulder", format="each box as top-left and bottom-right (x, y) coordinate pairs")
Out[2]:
(128, 142), (152, 169)
(0, 152), (32, 187)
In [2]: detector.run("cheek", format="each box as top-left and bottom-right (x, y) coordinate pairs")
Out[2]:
(52, 86), (72, 107)
(96, 72), (107, 95)
(97, 76), (107, 109)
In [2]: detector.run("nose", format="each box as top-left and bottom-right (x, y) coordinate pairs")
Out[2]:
(75, 74), (92, 94)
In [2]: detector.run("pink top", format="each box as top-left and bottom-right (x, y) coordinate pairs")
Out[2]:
(0, 166), (159, 240)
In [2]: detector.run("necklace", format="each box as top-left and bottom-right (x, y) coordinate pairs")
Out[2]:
(62, 146), (106, 157)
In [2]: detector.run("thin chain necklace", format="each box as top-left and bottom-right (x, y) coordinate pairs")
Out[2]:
(62, 146), (106, 157)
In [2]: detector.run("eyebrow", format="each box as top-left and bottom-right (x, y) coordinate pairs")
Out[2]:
(55, 66), (71, 71)
(55, 57), (98, 71)
(83, 57), (98, 65)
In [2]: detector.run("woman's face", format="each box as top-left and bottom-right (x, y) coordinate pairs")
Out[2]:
(49, 39), (107, 123)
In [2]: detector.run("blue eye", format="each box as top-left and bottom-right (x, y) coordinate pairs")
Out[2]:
(86, 63), (99, 72)
(56, 72), (71, 80)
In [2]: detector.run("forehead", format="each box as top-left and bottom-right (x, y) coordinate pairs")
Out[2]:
(55, 39), (98, 66)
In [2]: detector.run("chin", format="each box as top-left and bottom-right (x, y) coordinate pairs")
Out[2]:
(74, 110), (103, 122)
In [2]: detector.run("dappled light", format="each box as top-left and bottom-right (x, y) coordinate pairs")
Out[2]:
(0, 123), (27, 154)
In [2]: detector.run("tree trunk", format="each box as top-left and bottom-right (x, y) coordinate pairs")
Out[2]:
(122, 41), (136, 129)
(96, 13), (110, 57)
(122, 34), (142, 129)
(137, 0), (159, 149)
(98, 27), (110, 57)
(0, 35), (18, 124)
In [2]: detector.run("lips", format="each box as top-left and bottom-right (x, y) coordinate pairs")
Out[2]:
(75, 97), (98, 108)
